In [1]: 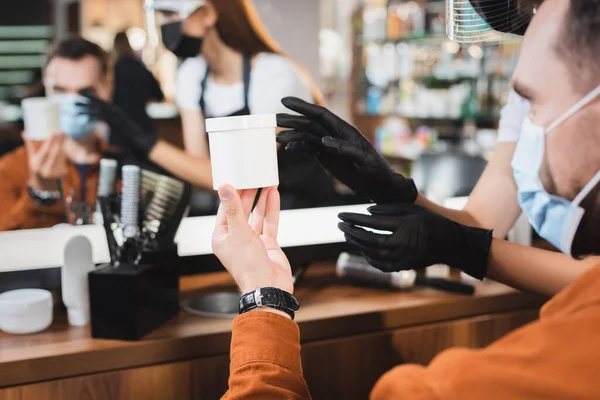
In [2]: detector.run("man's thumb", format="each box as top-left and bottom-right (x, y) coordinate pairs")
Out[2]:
(218, 184), (247, 233)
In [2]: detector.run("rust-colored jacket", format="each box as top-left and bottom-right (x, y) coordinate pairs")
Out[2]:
(0, 146), (100, 231)
(224, 264), (600, 399)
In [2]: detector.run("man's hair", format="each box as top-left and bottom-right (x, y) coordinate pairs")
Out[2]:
(44, 35), (108, 78)
(557, 0), (600, 93)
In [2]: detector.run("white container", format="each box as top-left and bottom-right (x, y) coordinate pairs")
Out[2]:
(0, 289), (53, 334)
(21, 97), (60, 141)
(62, 235), (95, 326)
(206, 114), (279, 190)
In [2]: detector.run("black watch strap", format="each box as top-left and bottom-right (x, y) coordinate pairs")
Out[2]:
(239, 287), (300, 320)
(27, 184), (61, 206)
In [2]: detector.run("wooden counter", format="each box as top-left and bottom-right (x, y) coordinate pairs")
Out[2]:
(0, 263), (546, 400)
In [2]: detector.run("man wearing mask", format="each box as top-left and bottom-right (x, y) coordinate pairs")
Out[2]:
(276, 0), (599, 297)
(0, 36), (111, 231)
(210, 0), (600, 398)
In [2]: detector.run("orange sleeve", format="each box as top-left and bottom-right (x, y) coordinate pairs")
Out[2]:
(0, 149), (32, 231)
(223, 311), (311, 400)
(372, 304), (600, 400)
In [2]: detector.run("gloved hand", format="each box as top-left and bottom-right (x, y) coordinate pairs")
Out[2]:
(338, 204), (492, 279)
(277, 97), (417, 204)
(77, 95), (157, 157)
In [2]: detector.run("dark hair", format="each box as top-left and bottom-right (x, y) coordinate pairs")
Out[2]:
(557, 0), (600, 92)
(45, 35), (109, 78)
(209, 0), (324, 104)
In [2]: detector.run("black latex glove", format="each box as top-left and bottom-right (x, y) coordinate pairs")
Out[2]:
(276, 97), (417, 204)
(338, 204), (492, 280)
(77, 95), (157, 157)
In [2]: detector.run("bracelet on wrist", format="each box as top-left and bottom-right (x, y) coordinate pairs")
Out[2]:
(27, 183), (61, 206)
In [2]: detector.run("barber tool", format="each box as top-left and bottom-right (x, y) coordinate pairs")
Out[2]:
(96, 164), (191, 266)
(115, 165), (141, 265)
(121, 165), (141, 240)
(97, 159), (118, 199)
(336, 253), (475, 295)
(95, 159), (119, 263)
(140, 170), (191, 251)
(89, 167), (190, 341)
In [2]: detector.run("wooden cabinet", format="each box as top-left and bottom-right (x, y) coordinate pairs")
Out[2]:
(1, 309), (538, 400)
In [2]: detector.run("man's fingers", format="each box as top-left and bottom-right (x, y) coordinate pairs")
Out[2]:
(214, 203), (229, 237)
(263, 187), (281, 240)
(250, 187), (270, 235)
(23, 133), (37, 160)
(29, 134), (60, 168)
(41, 135), (66, 173)
(240, 189), (258, 221)
(217, 184), (252, 237)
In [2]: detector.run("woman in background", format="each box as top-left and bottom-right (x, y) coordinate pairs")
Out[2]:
(112, 31), (164, 142)
(93, 0), (337, 210)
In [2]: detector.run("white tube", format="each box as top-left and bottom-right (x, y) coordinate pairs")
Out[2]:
(62, 235), (95, 326)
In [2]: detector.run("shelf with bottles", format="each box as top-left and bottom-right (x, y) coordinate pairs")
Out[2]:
(356, 77), (509, 122)
(369, 115), (497, 164)
(351, 1), (521, 133)
(359, 0), (446, 43)
(354, 112), (500, 124)
(353, 41), (519, 118)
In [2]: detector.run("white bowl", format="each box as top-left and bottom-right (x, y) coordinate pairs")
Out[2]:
(0, 289), (53, 335)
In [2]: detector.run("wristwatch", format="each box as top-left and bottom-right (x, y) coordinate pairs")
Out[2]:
(27, 184), (61, 206)
(239, 287), (300, 320)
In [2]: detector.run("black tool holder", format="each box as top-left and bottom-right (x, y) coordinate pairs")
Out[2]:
(88, 245), (180, 341)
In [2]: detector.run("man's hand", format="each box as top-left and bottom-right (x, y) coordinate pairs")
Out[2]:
(212, 184), (294, 295)
(24, 132), (67, 191)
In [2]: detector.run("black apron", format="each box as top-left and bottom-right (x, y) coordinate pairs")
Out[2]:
(199, 55), (339, 210)
(200, 55), (251, 118)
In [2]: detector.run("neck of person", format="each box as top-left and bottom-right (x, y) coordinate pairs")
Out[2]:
(202, 31), (244, 85)
(64, 136), (101, 165)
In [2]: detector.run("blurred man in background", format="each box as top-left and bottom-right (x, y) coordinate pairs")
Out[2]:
(0, 36), (110, 230)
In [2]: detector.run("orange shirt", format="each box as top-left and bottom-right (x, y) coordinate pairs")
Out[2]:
(0, 146), (100, 231)
(224, 264), (600, 399)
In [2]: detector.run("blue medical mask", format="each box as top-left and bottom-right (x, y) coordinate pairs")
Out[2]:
(512, 86), (600, 256)
(54, 94), (97, 139)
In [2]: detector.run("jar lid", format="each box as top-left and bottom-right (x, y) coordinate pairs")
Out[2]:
(0, 289), (52, 315)
(205, 114), (276, 133)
